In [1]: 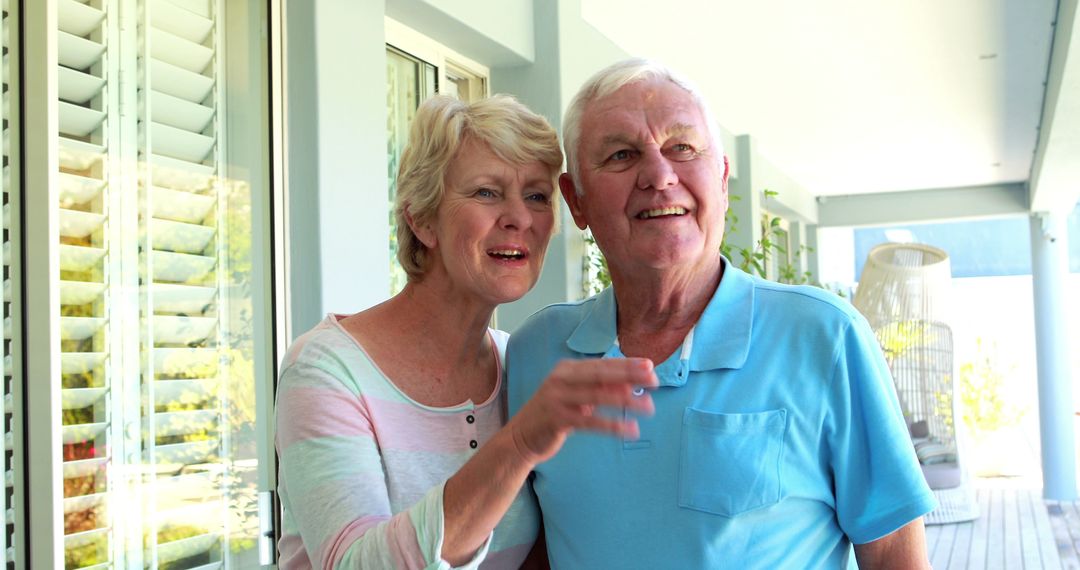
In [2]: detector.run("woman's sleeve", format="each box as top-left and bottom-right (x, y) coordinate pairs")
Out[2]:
(276, 358), (492, 569)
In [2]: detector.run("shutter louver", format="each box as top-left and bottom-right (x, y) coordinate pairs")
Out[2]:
(140, 1), (224, 567)
(56, 0), (113, 567)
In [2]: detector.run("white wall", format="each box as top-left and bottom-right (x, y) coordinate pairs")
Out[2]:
(286, 0), (390, 335)
(386, 0), (535, 66)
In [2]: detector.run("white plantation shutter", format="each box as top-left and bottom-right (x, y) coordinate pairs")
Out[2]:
(44, 0), (271, 568)
(56, 0), (113, 567)
(140, 1), (227, 567)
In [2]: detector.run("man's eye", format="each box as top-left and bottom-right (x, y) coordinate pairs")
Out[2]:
(609, 149), (632, 162)
(668, 143), (699, 161)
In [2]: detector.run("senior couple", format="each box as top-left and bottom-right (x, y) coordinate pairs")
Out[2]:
(275, 58), (936, 569)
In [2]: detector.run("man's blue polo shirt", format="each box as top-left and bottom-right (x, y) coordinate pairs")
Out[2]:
(507, 261), (935, 569)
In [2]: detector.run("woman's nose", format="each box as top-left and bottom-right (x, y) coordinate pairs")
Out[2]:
(499, 195), (532, 230)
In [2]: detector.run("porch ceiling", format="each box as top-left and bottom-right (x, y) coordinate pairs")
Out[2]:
(582, 0), (1062, 199)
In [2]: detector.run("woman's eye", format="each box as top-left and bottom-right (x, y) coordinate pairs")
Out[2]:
(475, 188), (496, 198)
(526, 192), (551, 204)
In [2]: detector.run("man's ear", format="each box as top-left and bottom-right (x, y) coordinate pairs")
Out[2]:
(405, 209), (437, 248)
(559, 173), (589, 230)
(721, 155), (731, 208)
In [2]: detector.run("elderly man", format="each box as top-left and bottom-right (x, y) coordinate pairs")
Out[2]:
(506, 58), (935, 569)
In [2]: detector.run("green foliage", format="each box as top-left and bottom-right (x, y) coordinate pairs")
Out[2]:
(959, 338), (1026, 435)
(720, 190), (815, 285)
(935, 381), (956, 431)
(874, 321), (933, 361)
(582, 230), (612, 297)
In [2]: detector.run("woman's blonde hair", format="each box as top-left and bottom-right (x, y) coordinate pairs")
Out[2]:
(394, 94), (563, 280)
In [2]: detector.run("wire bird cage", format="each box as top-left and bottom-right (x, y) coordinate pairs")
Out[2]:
(853, 243), (979, 525)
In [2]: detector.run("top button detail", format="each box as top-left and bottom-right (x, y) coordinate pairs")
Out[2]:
(466, 415), (475, 424)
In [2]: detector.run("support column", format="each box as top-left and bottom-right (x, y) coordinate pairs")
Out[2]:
(1029, 212), (1077, 500)
(726, 135), (762, 269)
(789, 221), (809, 281)
(806, 224), (821, 284)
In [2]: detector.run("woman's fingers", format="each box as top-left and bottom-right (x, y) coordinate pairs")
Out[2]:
(551, 381), (654, 414)
(550, 358), (658, 389)
(573, 415), (641, 439)
(509, 359), (658, 464)
(544, 358), (657, 413)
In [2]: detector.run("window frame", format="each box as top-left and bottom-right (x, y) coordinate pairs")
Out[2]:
(384, 17), (490, 97)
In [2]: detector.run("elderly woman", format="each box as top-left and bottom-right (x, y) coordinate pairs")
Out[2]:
(275, 95), (656, 570)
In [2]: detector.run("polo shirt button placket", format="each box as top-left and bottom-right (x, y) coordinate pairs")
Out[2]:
(466, 407), (478, 451)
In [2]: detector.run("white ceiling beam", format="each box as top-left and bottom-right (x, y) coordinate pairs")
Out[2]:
(816, 183), (1028, 228)
(1030, 0), (1080, 212)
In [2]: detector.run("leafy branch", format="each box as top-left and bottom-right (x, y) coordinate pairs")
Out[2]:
(720, 189), (815, 285)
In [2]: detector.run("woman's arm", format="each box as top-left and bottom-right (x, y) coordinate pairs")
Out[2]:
(278, 356), (654, 569)
(440, 357), (657, 564)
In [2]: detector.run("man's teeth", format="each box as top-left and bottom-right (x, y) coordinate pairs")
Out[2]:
(639, 207), (688, 219)
(489, 249), (525, 259)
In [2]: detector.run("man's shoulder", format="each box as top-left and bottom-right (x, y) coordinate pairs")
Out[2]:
(509, 297), (597, 347)
(751, 277), (861, 325)
(506, 299), (598, 407)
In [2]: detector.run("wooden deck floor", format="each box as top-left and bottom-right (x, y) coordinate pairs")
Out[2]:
(924, 480), (1080, 569)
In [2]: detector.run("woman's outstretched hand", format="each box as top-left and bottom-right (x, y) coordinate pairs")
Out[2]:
(441, 358), (657, 564)
(506, 358), (658, 466)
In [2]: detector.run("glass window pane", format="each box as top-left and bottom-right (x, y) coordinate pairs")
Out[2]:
(53, 0), (271, 567)
(445, 64), (486, 104)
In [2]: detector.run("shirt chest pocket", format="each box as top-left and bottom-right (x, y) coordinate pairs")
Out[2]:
(678, 408), (787, 517)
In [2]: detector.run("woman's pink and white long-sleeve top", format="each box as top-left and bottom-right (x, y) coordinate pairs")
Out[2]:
(275, 314), (540, 569)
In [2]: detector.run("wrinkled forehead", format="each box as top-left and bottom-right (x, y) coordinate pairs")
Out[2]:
(584, 80), (708, 140)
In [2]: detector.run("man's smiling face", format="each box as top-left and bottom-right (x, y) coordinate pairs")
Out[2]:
(561, 79), (729, 276)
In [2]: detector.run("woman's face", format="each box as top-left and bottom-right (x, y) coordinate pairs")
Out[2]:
(419, 139), (556, 305)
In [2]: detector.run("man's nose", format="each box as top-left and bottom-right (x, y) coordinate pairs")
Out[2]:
(636, 148), (678, 190)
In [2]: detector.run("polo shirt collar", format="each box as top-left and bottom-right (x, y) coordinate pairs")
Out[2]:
(565, 257), (755, 371)
(690, 257), (754, 371)
(566, 286), (618, 355)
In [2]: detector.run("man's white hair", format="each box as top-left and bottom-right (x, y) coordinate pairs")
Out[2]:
(562, 57), (725, 194)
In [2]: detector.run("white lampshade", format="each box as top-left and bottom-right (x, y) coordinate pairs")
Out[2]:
(853, 242), (952, 329)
